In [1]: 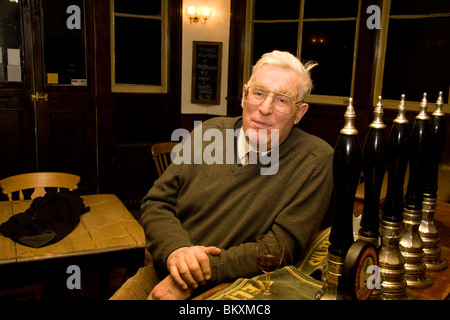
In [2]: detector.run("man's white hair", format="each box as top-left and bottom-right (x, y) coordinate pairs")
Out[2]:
(249, 50), (317, 101)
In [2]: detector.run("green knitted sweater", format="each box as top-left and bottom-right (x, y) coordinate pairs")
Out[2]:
(141, 116), (333, 285)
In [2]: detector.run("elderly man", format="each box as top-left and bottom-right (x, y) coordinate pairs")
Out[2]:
(111, 50), (333, 300)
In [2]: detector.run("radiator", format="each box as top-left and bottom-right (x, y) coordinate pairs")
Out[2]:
(114, 142), (156, 210)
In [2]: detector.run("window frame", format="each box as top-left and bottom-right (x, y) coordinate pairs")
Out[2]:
(243, 0), (362, 106)
(110, 0), (168, 93)
(374, 0), (450, 113)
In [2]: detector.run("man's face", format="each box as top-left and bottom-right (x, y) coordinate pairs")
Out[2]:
(241, 64), (308, 149)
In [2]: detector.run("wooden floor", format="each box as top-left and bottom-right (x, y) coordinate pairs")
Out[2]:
(1, 252), (154, 300)
(44, 267), (130, 300)
(0, 266), (131, 300)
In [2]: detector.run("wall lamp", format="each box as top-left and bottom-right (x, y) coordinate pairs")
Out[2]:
(186, 5), (212, 24)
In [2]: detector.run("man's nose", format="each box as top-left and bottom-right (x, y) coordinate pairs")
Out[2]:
(258, 94), (274, 115)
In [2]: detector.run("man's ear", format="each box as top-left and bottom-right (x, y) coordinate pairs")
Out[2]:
(294, 103), (309, 125)
(241, 86), (247, 110)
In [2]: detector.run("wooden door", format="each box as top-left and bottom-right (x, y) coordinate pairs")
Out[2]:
(0, 0), (36, 182)
(0, 0), (97, 194)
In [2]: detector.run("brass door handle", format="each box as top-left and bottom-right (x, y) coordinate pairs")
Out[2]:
(31, 92), (48, 102)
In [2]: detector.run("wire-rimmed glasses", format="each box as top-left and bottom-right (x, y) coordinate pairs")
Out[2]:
(243, 85), (302, 115)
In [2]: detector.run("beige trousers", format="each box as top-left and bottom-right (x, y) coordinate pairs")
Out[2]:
(110, 262), (161, 300)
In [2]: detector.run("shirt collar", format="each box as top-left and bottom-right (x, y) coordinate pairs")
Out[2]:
(237, 126), (270, 163)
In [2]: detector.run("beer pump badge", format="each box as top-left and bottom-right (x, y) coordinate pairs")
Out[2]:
(340, 240), (379, 300)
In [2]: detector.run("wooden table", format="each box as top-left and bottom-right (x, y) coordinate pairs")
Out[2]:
(0, 194), (146, 298)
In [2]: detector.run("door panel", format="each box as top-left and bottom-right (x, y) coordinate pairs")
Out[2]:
(0, 0), (36, 182)
(0, 103), (35, 176)
(35, 0), (97, 192)
(0, 0), (97, 194)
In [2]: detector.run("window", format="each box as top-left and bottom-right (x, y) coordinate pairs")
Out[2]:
(244, 0), (360, 105)
(43, 0), (87, 85)
(375, 0), (450, 110)
(111, 0), (167, 93)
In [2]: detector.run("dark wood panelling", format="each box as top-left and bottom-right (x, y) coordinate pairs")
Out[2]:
(227, 0), (247, 117)
(0, 97), (13, 109)
(112, 94), (169, 142)
(95, 0), (114, 193)
(0, 110), (29, 176)
(0, 1), (36, 182)
(301, 104), (345, 148)
(166, 0), (183, 133)
(0, 92), (36, 180)
(48, 112), (86, 172)
(300, 104), (371, 152)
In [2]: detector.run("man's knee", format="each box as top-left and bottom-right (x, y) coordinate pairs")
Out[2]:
(110, 263), (160, 300)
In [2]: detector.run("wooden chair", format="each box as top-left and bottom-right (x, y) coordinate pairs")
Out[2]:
(151, 142), (178, 177)
(0, 172), (80, 299)
(0, 172), (80, 201)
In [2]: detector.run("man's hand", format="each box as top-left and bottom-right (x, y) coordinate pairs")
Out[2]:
(148, 275), (193, 300)
(167, 246), (221, 290)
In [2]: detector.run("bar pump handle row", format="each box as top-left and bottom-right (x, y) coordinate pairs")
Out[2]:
(318, 92), (447, 300)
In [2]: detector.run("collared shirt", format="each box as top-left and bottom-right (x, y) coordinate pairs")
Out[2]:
(237, 126), (270, 166)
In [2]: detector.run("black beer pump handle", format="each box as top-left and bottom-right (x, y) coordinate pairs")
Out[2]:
(383, 95), (410, 223)
(359, 97), (387, 241)
(423, 92), (446, 199)
(404, 93), (431, 209)
(329, 98), (362, 257)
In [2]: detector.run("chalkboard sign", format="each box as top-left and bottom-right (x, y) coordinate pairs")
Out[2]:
(191, 41), (222, 105)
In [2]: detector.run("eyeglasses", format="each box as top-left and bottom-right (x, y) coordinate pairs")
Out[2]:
(243, 85), (302, 115)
